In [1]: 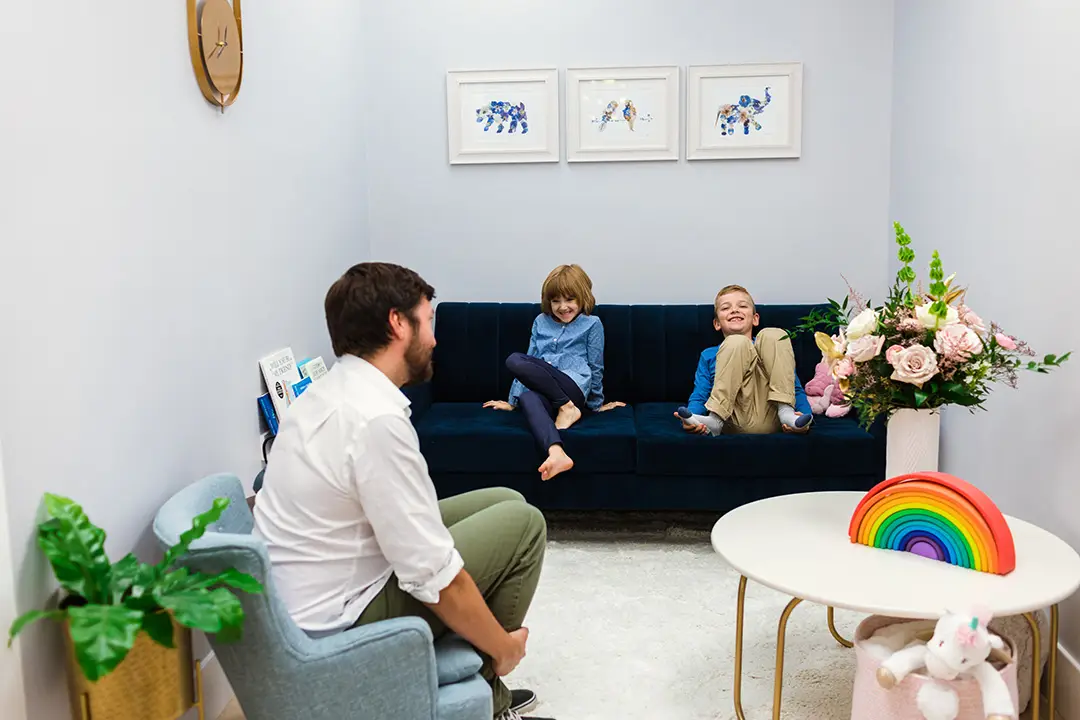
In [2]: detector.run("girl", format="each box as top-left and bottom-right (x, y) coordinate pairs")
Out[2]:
(484, 264), (624, 481)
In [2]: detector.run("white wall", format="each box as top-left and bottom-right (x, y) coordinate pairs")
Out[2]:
(0, 441), (27, 720)
(891, 0), (1080, 657)
(0, 2), (367, 718)
(364, 0), (895, 305)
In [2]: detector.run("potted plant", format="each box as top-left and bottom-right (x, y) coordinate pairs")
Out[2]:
(7, 493), (263, 720)
(793, 221), (1070, 477)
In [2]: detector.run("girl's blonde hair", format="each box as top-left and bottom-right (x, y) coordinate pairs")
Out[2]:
(541, 264), (596, 315)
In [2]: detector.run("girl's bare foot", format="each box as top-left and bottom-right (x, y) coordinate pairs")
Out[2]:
(539, 445), (574, 481)
(554, 401), (582, 430)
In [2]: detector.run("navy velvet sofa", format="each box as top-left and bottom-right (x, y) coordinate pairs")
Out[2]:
(404, 302), (886, 513)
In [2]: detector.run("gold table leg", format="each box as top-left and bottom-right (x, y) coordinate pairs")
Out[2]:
(827, 606), (854, 648)
(1024, 606), (1061, 720)
(734, 576), (748, 720)
(195, 658), (205, 720)
(773, 598), (804, 720)
(732, 575), (807, 720)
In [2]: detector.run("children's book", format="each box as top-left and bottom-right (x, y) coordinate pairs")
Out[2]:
(257, 393), (279, 435)
(259, 347), (302, 420)
(298, 356), (329, 382)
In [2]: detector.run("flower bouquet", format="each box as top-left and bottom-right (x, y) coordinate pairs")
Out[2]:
(793, 222), (1070, 430)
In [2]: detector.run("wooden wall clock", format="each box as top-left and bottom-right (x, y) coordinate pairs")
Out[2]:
(187, 0), (244, 111)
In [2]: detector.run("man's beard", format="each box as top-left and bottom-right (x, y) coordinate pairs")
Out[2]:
(404, 335), (434, 386)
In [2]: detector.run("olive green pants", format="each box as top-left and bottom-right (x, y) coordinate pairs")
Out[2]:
(353, 488), (547, 716)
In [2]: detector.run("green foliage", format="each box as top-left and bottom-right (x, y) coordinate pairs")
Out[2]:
(7, 494), (263, 683)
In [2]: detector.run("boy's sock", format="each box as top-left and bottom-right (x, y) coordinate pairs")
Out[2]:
(776, 403), (813, 429)
(677, 406), (724, 436)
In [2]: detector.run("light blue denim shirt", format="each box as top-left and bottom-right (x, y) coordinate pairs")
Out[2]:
(508, 313), (605, 411)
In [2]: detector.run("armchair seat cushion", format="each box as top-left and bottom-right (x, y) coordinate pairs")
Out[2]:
(434, 635), (483, 686)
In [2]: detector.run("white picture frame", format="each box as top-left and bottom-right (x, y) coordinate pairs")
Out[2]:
(686, 62), (803, 160)
(565, 66), (680, 163)
(446, 68), (560, 165)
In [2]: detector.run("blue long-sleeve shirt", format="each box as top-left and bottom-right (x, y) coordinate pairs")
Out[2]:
(508, 313), (605, 411)
(686, 345), (811, 416)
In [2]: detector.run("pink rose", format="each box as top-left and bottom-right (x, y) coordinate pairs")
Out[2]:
(958, 305), (987, 336)
(890, 344), (939, 387)
(885, 344), (904, 364)
(934, 323), (984, 362)
(995, 333), (1017, 351)
(833, 358), (855, 379)
(847, 334), (886, 363)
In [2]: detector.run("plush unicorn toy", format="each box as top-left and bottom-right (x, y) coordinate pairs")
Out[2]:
(876, 608), (1016, 720)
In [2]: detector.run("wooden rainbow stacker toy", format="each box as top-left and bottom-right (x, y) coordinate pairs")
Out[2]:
(848, 471), (1016, 575)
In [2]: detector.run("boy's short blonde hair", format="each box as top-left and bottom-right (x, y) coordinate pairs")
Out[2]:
(541, 264), (596, 315)
(714, 284), (755, 319)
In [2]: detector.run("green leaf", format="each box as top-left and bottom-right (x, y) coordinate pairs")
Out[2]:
(1045, 354), (1056, 365)
(8, 610), (64, 646)
(210, 568), (263, 595)
(37, 495), (111, 603)
(67, 605), (143, 682)
(914, 389), (929, 407)
(140, 611), (175, 649)
(159, 497), (230, 572)
(107, 554), (140, 604)
(153, 588), (223, 634)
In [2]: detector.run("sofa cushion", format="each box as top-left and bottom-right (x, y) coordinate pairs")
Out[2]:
(634, 403), (878, 478)
(415, 403), (636, 475)
(433, 635), (482, 686)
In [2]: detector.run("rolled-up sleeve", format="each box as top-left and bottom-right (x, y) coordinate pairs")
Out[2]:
(353, 414), (464, 604)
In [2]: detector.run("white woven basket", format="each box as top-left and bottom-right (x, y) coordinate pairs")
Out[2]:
(850, 615), (1019, 720)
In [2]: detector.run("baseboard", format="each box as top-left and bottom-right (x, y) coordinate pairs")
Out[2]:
(181, 651), (234, 720)
(1054, 644), (1080, 720)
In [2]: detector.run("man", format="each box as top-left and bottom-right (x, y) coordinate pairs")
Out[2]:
(253, 262), (553, 720)
(676, 284), (813, 436)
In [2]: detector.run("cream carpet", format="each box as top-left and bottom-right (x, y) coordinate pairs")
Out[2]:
(510, 539), (862, 720)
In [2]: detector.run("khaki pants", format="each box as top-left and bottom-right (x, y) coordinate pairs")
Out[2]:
(353, 488), (546, 717)
(704, 328), (797, 434)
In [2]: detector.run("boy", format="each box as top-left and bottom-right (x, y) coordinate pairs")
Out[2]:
(676, 284), (813, 436)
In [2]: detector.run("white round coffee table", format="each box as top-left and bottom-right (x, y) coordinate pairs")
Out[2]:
(712, 491), (1080, 720)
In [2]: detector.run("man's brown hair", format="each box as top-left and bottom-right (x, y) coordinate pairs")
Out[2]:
(541, 264), (596, 315)
(714, 284), (755, 320)
(324, 262), (435, 358)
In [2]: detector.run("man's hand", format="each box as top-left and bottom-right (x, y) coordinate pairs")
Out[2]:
(483, 400), (514, 411)
(674, 411), (710, 434)
(597, 401), (626, 412)
(493, 627), (529, 676)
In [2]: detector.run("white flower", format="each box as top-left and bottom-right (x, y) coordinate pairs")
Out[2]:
(846, 308), (879, 340)
(916, 303), (959, 331)
(846, 334), (886, 363)
(890, 344), (939, 387)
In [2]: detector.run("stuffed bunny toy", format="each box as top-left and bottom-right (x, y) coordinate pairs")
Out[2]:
(804, 358), (851, 418)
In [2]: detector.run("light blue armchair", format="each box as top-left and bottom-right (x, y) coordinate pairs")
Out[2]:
(152, 473), (491, 720)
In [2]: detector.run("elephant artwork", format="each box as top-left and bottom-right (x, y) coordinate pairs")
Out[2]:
(715, 87), (772, 135)
(475, 101), (528, 134)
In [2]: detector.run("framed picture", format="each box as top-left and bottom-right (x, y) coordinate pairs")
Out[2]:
(686, 62), (803, 160)
(565, 66), (679, 162)
(445, 68), (560, 165)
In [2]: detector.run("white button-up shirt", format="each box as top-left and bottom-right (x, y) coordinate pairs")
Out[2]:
(252, 355), (463, 634)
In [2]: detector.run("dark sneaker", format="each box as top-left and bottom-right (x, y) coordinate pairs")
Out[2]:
(510, 688), (538, 714)
(495, 712), (554, 720)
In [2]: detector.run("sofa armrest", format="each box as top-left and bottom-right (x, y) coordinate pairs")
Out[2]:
(402, 381), (433, 423)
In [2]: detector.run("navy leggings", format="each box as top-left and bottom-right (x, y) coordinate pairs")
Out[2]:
(506, 352), (588, 451)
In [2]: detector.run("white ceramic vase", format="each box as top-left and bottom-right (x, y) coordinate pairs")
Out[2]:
(885, 408), (940, 479)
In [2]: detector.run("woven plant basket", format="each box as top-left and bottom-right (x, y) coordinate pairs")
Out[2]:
(63, 616), (196, 720)
(850, 615), (1018, 720)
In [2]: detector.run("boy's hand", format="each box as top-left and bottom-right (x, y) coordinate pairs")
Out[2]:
(674, 412), (710, 434)
(483, 401), (514, 411)
(782, 411), (810, 434)
(597, 401), (626, 412)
